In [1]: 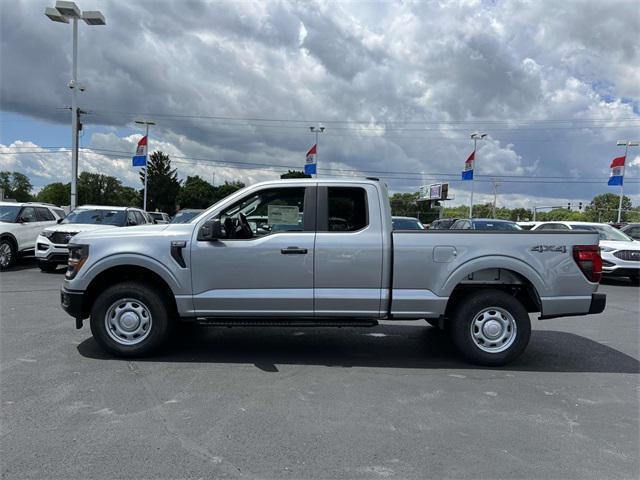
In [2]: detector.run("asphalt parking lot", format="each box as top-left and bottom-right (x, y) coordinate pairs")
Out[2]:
(1, 260), (639, 480)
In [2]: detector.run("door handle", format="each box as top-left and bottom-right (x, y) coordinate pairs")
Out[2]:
(281, 247), (308, 254)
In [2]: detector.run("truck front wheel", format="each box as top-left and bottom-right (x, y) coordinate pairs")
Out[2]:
(89, 281), (171, 357)
(450, 289), (531, 366)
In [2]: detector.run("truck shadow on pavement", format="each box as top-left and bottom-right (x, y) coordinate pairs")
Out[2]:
(77, 324), (640, 374)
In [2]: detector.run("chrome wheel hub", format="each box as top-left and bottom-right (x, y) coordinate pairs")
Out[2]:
(104, 298), (152, 346)
(470, 307), (517, 353)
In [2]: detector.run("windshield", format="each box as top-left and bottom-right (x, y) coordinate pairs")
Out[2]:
(0, 205), (21, 223)
(473, 221), (522, 231)
(171, 210), (204, 224)
(569, 223), (633, 242)
(393, 218), (424, 230)
(62, 209), (126, 226)
(149, 212), (163, 220)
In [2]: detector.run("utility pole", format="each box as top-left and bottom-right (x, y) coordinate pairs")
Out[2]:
(135, 120), (155, 211)
(615, 140), (639, 223)
(491, 178), (501, 218)
(469, 132), (487, 218)
(309, 125), (325, 178)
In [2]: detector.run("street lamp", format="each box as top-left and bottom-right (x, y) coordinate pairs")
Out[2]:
(135, 120), (156, 211)
(44, 1), (106, 210)
(309, 125), (325, 177)
(469, 132), (487, 218)
(615, 140), (640, 223)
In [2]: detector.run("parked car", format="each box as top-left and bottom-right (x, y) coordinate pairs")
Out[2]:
(620, 223), (640, 241)
(61, 178), (605, 366)
(147, 211), (171, 224)
(430, 217), (458, 229)
(450, 218), (522, 230)
(392, 216), (425, 230)
(531, 221), (640, 283)
(0, 202), (66, 269)
(36, 205), (152, 272)
(170, 209), (205, 224)
(517, 221), (540, 230)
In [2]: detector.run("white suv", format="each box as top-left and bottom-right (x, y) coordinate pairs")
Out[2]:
(36, 205), (152, 272)
(531, 221), (640, 283)
(0, 202), (66, 270)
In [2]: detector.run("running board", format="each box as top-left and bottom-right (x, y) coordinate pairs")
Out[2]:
(195, 318), (379, 328)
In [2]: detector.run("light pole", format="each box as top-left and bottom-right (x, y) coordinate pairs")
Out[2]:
(135, 120), (156, 211)
(469, 132), (487, 217)
(45, 1), (105, 210)
(615, 140), (639, 223)
(309, 125), (325, 177)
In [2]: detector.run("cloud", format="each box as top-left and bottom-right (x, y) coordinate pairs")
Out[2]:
(1, 0), (639, 206)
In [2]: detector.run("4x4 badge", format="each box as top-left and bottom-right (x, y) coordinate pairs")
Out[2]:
(531, 245), (567, 253)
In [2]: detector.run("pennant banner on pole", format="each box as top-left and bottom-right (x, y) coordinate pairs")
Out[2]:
(461, 150), (475, 180)
(304, 144), (317, 175)
(132, 135), (148, 166)
(608, 155), (625, 186)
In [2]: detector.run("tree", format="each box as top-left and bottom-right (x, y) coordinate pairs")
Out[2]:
(212, 181), (245, 204)
(140, 151), (181, 214)
(176, 176), (216, 209)
(281, 170), (311, 179)
(37, 182), (70, 206)
(0, 171), (33, 201)
(77, 172), (140, 207)
(584, 193), (633, 223)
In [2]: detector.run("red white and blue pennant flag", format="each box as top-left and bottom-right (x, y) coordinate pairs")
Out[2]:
(304, 144), (317, 175)
(132, 135), (148, 167)
(608, 155), (626, 186)
(461, 150), (475, 180)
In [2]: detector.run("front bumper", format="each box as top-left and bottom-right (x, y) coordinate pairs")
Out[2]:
(61, 287), (87, 328)
(601, 252), (640, 277)
(36, 236), (70, 264)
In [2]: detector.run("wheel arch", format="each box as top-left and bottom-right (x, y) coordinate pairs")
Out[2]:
(0, 233), (18, 250)
(83, 265), (179, 320)
(444, 266), (542, 318)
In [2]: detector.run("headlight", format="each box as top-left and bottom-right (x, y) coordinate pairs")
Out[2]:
(600, 246), (615, 253)
(42, 230), (55, 239)
(66, 244), (89, 279)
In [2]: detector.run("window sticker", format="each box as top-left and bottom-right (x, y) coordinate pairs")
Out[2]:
(268, 205), (299, 225)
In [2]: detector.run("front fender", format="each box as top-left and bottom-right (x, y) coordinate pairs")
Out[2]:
(73, 252), (182, 294)
(440, 255), (549, 297)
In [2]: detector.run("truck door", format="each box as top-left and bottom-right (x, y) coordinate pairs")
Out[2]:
(191, 186), (316, 317)
(314, 184), (384, 317)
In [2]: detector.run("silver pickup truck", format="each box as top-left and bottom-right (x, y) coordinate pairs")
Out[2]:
(61, 178), (605, 365)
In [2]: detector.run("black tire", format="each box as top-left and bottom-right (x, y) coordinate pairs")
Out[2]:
(38, 262), (59, 273)
(450, 289), (531, 366)
(89, 281), (171, 357)
(0, 238), (16, 270)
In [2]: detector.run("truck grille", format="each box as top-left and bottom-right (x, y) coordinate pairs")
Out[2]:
(50, 232), (78, 245)
(613, 250), (640, 262)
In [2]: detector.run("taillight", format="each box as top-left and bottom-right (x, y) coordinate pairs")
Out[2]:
(573, 245), (602, 283)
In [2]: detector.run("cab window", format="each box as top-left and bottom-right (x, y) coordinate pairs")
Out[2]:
(36, 207), (55, 221)
(323, 187), (368, 232)
(219, 187), (307, 239)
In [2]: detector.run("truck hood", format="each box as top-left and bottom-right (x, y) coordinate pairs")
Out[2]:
(600, 239), (640, 251)
(72, 223), (171, 242)
(41, 223), (119, 234)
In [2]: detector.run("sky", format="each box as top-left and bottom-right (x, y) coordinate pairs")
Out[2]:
(1, 0), (639, 209)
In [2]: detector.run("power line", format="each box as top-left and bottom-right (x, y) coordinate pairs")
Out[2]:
(4, 146), (638, 184)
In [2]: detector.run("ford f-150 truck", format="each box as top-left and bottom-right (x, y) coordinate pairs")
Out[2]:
(61, 178), (606, 365)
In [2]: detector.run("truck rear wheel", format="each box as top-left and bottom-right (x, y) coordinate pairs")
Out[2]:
(450, 289), (531, 366)
(89, 281), (171, 357)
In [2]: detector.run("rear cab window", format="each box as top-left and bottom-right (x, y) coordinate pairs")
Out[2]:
(319, 187), (368, 232)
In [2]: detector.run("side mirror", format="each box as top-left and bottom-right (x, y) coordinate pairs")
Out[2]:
(198, 219), (224, 241)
